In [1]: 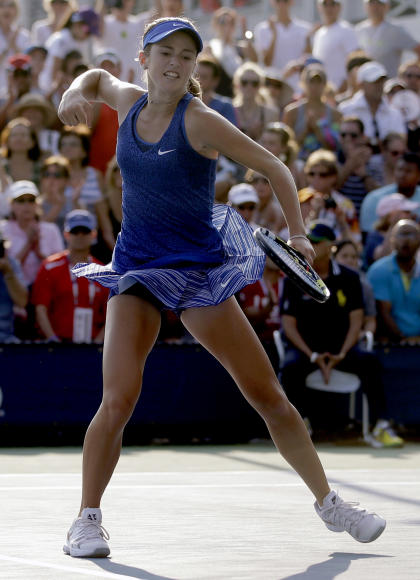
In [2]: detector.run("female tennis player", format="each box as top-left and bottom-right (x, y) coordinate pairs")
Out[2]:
(58, 17), (385, 558)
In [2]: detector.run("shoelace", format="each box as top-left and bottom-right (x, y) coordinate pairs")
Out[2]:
(328, 497), (368, 533)
(70, 519), (110, 543)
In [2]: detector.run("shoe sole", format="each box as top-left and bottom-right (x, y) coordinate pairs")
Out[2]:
(324, 520), (386, 542)
(63, 544), (110, 558)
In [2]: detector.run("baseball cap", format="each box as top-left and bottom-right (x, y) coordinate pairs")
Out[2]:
(384, 77), (407, 94)
(307, 221), (336, 242)
(357, 61), (387, 84)
(64, 209), (96, 232)
(25, 45), (48, 57)
(94, 50), (121, 67)
(12, 93), (57, 127)
(376, 193), (420, 217)
(7, 53), (31, 72)
(143, 19), (203, 53)
(9, 180), (39, 201)
(303, 64), (327, 83)
(228, 183), (259, 206)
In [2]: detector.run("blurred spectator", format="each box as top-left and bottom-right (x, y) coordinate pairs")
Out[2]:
(369, 131), (406, 186)
(367, 219), (420, 345)
(336, 116), (379, 215)
(0, 0), (31, 96)
(311, 0), (359, 93)
(104, 155), (121, 240)
(0, 225), (28, 343)
(25, 45), (48, 93)
(99, 0), (143, 84)
(253, 0), (310, 93)
(238, 256), (283, 367)
(332, 238), (376, 336)
(245, 169), (285, 234)
(283, 64), (341, 161)
(259, 121), (304, 189)
(32, 209), (108, 343)
(360, 152), (420, 233)
(1, 180), (63, 287)
(88, 50), (120, 174)
(280, 220), (403, 447)
(336, 51), (372, 104)
(38, 154), (71, 232)
(214, 155), (237, 203)
(228, 182), (259, 229)
(263, 68), (294, 118)
(398, 60), (420, 96)
(31, 0), (76, 47)
(47, 48), (84, 108)
(205, 7), (255, 98)
(364, 193), (420, 268)
(0, 54), (34, 129)
(12, 93), (59, 155)
(39, 9), (100, 93)
(338, 61), (406, 150)
(303, 149), (357, 241)
(195, 55), (237, 126)
(0, 160), (11, 217)
(233, 62), (278, 142)
(58, 124), (115, 254)
(0, 117), (45, 186)
(356, 0), (420, 78)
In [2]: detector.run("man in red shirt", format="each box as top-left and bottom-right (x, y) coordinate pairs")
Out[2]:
(32, 210), (109, 343)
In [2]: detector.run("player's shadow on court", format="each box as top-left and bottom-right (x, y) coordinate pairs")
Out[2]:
(90, 559), (177, 580)
(278, 552), (393, 579)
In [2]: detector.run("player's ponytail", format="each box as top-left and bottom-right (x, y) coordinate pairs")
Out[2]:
(187, 76), (202, 99)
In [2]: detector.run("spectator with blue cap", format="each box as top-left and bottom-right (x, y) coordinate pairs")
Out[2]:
(32, 208), (108, 344)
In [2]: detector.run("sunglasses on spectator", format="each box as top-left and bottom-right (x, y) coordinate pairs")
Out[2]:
(251, 177), (269, 185)
(69, 226), (92, 235)
(340, 132), (359, 139)
(237, 203), (257, 211)
(240, 79), (259, 87)
(43, 170), (67, 178)
(14, 196), (36, 204)
(403, 72), (420, 79)
(307, 171), (334, 178)
(389, 150), (404, 157)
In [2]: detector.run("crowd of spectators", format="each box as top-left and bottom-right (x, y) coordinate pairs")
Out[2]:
(1, 0), (420, 442)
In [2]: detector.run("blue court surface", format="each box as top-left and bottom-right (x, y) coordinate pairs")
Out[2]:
(0, 443), (419, 579)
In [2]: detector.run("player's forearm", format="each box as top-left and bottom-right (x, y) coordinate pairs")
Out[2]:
(66, 69), (103, 102)
(269, 163), (306, 236)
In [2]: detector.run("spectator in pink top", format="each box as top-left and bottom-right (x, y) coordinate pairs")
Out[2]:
(1, 180), (64, 286)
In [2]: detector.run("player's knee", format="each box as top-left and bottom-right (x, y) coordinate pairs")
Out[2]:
(101, 390), (139, 430)
(250, 379), (290, 419)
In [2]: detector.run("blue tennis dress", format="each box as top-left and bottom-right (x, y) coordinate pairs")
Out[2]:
(73, 92), (265, 310)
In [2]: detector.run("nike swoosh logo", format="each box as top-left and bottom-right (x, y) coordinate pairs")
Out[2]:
(220, 279), (230, 288)
(158, 148), (176, 156)
(172, 23), (184, 27)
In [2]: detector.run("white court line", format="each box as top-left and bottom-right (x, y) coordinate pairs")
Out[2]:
(0, 481), (418, 491)
(0, 468), (419, 477)
(0, 554), (140, 579)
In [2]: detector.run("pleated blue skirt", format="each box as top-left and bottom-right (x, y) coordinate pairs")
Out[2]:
(72, 204), (265, 311)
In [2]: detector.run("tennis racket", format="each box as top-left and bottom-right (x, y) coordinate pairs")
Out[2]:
(253, 227), (330, 303)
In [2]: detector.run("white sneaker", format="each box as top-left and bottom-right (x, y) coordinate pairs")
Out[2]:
(315, 490), (386, 543)
(63, 508), (110, 557)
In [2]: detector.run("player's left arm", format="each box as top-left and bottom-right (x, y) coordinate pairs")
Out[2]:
(186, 102), (310, 252)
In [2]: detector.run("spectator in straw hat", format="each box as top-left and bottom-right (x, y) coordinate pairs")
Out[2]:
(12, 92), (59, 155)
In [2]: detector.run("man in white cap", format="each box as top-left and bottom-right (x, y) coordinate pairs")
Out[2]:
(312, 0), (359, 92)
(228, 183), (259, 229)
(356, 0), (420, 78)
(338, 61), (406, 148)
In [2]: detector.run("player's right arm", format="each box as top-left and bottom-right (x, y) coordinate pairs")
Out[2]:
(58, 69), (144, 128)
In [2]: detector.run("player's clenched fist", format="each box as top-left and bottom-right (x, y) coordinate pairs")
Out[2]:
(58, 89), (93, 127)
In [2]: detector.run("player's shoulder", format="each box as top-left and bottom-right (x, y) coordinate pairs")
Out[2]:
(42, 251), (69, 270)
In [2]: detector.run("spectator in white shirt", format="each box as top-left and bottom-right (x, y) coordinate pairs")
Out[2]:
(312, 0), (359, 92)
(253, 0), (310, 92)
(339, 61), (406, 150)
(356, 0), (420, 78)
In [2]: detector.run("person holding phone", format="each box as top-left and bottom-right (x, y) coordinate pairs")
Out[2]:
(58, 16), (386, 558)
